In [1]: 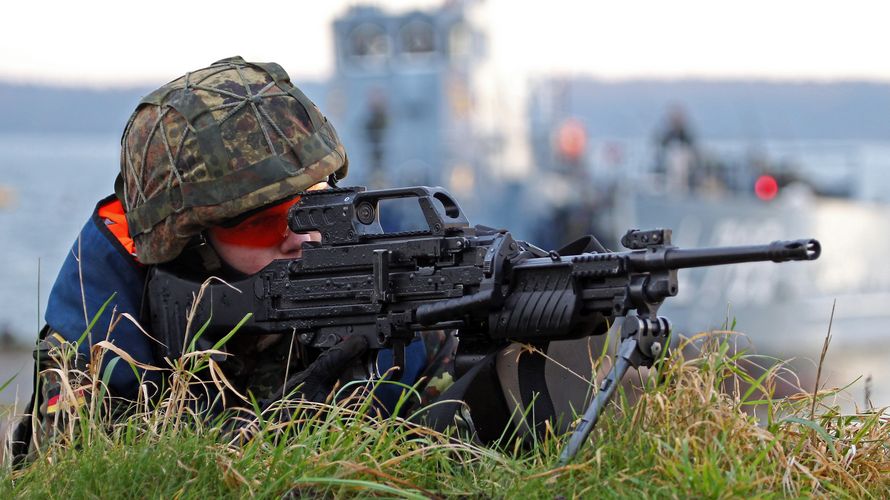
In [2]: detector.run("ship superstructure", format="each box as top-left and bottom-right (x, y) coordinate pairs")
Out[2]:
(327, 4), (486, 201)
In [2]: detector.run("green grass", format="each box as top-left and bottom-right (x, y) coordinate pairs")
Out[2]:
(3, 332), (890, 498)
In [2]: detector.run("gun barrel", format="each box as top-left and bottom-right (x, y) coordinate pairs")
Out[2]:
(654, 238), (821, 270)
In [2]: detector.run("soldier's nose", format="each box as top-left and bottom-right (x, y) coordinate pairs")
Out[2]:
(280, 230), (320, 256)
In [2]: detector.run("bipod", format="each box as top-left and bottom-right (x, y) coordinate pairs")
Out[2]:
(559, 314), (672, 465)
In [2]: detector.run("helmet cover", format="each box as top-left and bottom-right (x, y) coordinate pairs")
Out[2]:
(118, 56), (348, 263)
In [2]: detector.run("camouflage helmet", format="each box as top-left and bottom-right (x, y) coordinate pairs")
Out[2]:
(118, 56), (348, 264)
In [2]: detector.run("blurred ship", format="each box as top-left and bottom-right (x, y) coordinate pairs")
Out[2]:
(528, 85), (890, 362)
(324, 2), (890, 361)
(322, 2), (519, 230)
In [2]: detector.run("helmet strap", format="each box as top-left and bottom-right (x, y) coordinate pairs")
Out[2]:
(173, 234), (224, 276)
(194, 233), (254, 281)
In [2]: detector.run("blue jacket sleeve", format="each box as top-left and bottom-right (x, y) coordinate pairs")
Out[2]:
(44, 197), (159, 400)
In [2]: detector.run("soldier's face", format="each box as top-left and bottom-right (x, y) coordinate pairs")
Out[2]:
(208, 227), (321, 275)
(206, 182), (328, 274)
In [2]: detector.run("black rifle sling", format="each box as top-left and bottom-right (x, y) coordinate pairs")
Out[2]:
(459, 352), (514, 443)
(411, 351), (512, 443)
(517, 343), (557, 436)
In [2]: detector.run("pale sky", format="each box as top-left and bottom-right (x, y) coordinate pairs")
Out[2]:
(2, 0), (889, 87)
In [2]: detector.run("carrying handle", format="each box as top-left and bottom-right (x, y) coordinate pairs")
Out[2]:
(352, 186), (468, 235)
(289, 185), (470, 245)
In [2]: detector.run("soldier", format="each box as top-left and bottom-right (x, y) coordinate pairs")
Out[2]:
(6, 57), (596, 466)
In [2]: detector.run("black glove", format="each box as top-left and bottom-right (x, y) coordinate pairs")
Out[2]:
(269, 334), (370, 405)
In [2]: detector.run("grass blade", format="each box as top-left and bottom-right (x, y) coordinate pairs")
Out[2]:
(211, 313), (252, 352)
(76, 292), (118, 347)
(0, 373), (18, 394)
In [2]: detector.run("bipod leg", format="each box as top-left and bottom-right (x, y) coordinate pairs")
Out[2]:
(558, 337), (638, 465)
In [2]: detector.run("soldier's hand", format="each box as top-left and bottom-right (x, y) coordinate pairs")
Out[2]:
(224, 336), (369, 444)
(276, 334), (369, 404)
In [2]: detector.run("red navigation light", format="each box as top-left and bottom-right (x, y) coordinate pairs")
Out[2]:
(755, 175), (779, 201)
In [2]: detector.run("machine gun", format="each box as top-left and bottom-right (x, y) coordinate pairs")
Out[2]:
(147, 185), (820, 462)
